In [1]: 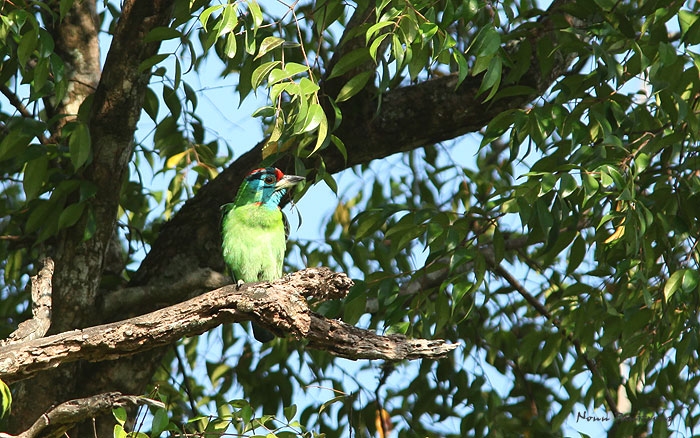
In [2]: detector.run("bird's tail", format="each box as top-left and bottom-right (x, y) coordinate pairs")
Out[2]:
(252, 322), (275, 343)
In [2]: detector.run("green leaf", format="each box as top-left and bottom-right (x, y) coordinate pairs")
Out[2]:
(468, 24), (501, 58)
(113, 407), (127, 426)
(268, 62), (308, 84)
(369, 33), (390, 62)
(217, 3), (239, 36)
(559, 173), (578, 198)
(355, 211), (385, 240)
(308, 112), (329, 157)
(224, 32), (237, 58)
(335, 71), (373, 102)
(17, 28), (37, 68)
(452, 50), (469, 88)
(298, 77), (320, 95)
(247, 0), (264, 28)
(327, 48), (371, 79)
(0, 131), (31, 162)
(251, 105), (276, 118)
(366, 21), (394, 44)
(138, 53), (170, 72)
(199, 4), (223, 28)
(664, 270), (685, 302)
(144, 26), (182, 43)
(479, 55), (502, 101)
(144, 87), (160, 121)
(319, 395), (346, 414)
(283, 404), (297, 422)
(58, 202), (85, 230)
(329, 135), (346, 165)
(678, 10), (700, 45)
(300, 103), (325, 133)
(255, 36), (285, 60)
(682, 269), (699, 293)
(25, 199), (54, 234)
(113, 425), (127, 438)
(150, 408), (170, 437)
(23, 154), (48, 200)
(68, 122), (91, 169)
(59, 0), (75, 20)
(0, 379), (11, 420)
(566, 236), (586, 275)
(251, 61), (281, 89)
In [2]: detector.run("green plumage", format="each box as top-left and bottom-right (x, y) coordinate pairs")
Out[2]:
(222, 202), (286, 282)
(221, 167), (304, 342)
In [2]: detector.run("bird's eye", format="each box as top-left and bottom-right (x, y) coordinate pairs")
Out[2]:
(264, 175), (276, 184)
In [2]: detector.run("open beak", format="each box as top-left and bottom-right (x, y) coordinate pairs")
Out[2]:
(275, 174), (305, 191)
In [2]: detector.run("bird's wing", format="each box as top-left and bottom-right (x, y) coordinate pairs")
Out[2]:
(220, 203), (237, 281)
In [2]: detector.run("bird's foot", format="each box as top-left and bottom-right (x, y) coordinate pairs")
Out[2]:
(236, 279), (245, 290)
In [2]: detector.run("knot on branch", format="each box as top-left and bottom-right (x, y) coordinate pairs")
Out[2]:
(244, 284), (311, 339)
(237, 268), (354, 338)
(283, 267), (355, 301)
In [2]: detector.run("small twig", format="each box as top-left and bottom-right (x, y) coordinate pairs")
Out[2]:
(374, 362), (395, 438)
(173, 346), (200, 417)
(0, 85), (49, 145)
(485, 254), (620, 417)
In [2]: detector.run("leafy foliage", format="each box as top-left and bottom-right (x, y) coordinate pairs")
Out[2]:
(1, 0), (700, 436)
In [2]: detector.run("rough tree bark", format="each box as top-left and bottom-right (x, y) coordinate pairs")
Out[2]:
(9, 0), (178, 431)
(8, 0), (580, 433)
(1, 392), (163, 438)
(0, 267), (455, 385)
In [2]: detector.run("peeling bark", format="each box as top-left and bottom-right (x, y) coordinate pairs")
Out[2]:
(0, 268), (455, 384)
(0, 259), (53, 346)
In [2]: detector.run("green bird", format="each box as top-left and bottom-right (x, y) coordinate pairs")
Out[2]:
(221, 167), (304, 342)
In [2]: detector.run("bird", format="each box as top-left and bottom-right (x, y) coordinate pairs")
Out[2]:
(221, 167), (304, 342)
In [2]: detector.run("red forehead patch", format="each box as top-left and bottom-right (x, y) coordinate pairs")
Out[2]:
(248, 167), (285, 181)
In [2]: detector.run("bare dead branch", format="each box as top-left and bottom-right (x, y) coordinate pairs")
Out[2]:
(0, 392), (162, 438)
(0, 268), (454, 384)
(305, 314), (459, 360)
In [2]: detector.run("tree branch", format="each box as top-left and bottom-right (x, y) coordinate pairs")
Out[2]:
(482, 252), (621, 417)
(0, 392), (163, 438)
(0, 268), (455, 384)
(130, 0), (579, 296)
(0, 258), (53, 347)
(0, 85), (49, 145)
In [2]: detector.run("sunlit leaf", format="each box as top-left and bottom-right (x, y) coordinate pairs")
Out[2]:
(255, 36), (285, 60)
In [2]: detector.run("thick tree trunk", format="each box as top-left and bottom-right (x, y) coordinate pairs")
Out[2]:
(8, 0), (177, 432)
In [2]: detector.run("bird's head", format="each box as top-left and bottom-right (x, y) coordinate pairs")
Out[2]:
(234, 167), (304, 209)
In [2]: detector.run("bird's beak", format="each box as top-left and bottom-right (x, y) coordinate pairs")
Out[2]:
(275, 174), (305, 191)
